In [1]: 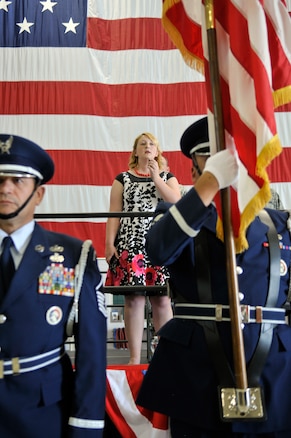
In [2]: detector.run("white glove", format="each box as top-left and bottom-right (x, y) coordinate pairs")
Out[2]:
(203, 149), (238, 189)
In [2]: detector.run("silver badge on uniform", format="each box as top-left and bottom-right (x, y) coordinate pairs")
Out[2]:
(50, 245), (64, 253)
(35, 244), (45, 253)
(280, 259), (288, 276)
(46, 306), (63, 325)
(50, 253), (65, 263)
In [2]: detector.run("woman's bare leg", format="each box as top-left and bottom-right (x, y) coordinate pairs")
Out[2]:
(124, 295), (146, 364)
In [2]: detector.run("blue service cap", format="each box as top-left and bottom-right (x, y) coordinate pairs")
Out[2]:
(180, 117), (210, 158)
(0, 134), (54, 184)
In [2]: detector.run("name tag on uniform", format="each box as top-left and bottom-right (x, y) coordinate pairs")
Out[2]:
(39, 263), (75, 296)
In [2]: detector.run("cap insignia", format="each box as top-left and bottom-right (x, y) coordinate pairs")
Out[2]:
(0, 136), (13, 155)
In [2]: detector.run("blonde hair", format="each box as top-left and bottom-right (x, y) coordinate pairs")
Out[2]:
(128, 132), (163, 169)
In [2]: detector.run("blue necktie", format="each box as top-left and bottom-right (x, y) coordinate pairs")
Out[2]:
(0, 236), (15, 297)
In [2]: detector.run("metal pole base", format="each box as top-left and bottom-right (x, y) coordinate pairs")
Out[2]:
(220, 387), (266, 421)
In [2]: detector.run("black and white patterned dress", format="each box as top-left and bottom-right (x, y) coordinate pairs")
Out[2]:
(105, 171), (174, 292)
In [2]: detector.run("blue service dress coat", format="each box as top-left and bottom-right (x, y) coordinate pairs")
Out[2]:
(0, 223), (107, 438)
(137, 188), (291, 434)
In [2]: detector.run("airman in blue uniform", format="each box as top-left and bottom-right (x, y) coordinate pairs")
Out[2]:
(137, 118), (291, 438)
(0, 134), (107, 437)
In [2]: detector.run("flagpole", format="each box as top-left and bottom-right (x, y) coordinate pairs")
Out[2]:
(204, 0), (264, 419)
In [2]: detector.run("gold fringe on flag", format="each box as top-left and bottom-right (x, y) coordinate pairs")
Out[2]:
(162, 0), (205, 74)
(216, 134), (282, 253)
(273, 85), (291, 108)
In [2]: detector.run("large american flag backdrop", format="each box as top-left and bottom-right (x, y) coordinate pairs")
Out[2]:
(1, 0), (291, 257)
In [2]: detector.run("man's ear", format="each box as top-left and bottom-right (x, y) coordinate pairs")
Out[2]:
(35, 185), (45, 206)
(191, 167), (199, 184)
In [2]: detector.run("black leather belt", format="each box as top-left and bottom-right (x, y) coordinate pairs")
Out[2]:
(174, 303), (286, 324)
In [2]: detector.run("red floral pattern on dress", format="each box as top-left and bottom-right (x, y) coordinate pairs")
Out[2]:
(145, 268), (158, 285)
(132, 254), (145, 276)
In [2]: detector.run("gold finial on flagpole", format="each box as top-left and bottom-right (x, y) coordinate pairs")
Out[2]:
(205, 0), (215, 29)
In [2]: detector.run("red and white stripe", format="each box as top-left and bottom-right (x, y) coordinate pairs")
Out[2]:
(163, 0), (291, 251)
(106, 365), (170, 437)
